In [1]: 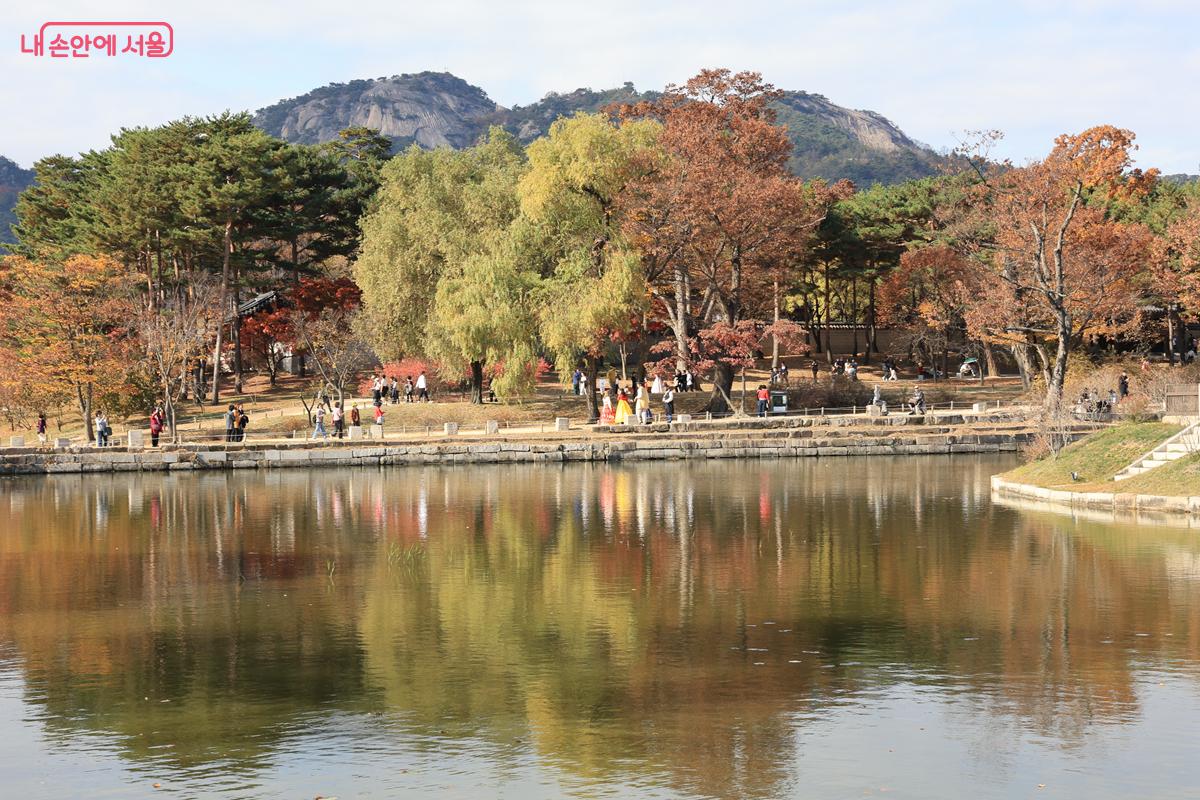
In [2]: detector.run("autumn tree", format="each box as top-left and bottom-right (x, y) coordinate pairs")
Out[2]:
(240, 304), (294, 386)
(521, 112), (661, 420)
(0, 255), (139, 440)
(138, 277), (222, 437)
(287, 277), (371, 407)
(877, 245), (977, 376)
(951, 126), (1156, 404)
(355, 128), (532, 403)
(658, 319), (809, 412)
(621, 69), (838, 412)
(1154, 190), (1200, 361)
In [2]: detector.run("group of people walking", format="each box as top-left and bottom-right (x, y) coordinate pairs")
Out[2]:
(85, 403), (173, 447)
(312, 397), (388, 440)
(572, 369), (699, 398)
(599, 380), (678, 424)
(370, 372), (429, 405)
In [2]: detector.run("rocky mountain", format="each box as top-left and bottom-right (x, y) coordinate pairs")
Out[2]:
(0, 156), (34, 245)
(255, 71), (946, 185)
(255, 72), (502, 151)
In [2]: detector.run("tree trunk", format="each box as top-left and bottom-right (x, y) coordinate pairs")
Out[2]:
(771, 280), (780, 370)
(194, 360), (206, 405)
(670, 266), (690, 373)
(706, 362), (735, 414)
(469, 360), (484, 404)
(850, 277), (859, 358)
(165, 393), (176, 439)
(584, 355), (600, 423)
(1047, 313), (1071, 405)
(1014, 354), (1030, 389)
(210, 217), (233, 405)
(865, 276), (877, 363)
(232, 262), (243, 395)
(77, 382), (94, 443)
(984, 341), (998, 379)
(823, 263), (833, 363)
(740, 365), (748, 414)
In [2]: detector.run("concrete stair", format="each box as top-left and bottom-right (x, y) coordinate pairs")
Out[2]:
(1114, 424), (1199, 481)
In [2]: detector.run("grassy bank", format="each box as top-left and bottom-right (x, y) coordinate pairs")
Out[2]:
(1004, 422), (1180, 490)
(1102, 451), (1200, 496)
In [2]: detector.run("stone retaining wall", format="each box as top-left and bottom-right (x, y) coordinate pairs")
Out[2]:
(0, 430), (1033, 476)
(991, 475), (1200, 515)
(594, 411), (1018, 434)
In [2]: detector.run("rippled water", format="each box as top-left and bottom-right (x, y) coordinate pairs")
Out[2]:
(1, 456), (1199, 799)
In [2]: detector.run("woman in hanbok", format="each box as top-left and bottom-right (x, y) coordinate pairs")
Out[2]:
(614, 390), (633, 425)
(651, 374), (664, 395)
(635, 384), (651, 423)
(600, 391), (615, 424)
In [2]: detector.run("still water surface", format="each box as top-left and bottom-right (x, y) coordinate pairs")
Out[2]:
(1, 456), (1198, 799)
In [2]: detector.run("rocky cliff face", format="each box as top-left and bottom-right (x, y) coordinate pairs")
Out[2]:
(255, 71), (945, 185)
(255, 72), (945, 185)
(256, 72), (502, 150)
(255, 72), (944, 185)
(771, 91), (945, 186)
(0, 156), (34, 245)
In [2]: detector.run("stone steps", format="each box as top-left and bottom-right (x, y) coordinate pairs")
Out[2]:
(1114, 423), (1199, 481)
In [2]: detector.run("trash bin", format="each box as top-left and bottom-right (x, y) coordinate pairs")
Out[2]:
(770, 391), (789, 413)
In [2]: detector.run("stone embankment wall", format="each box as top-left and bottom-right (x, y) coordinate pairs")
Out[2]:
(0, 424), (1034, 476)
(991, 475), (1200, 515)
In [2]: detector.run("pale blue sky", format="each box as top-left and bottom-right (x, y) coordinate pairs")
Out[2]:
(5, 0), (1198, 173)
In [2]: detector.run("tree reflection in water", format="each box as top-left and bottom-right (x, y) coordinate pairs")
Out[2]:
(0, 456), (1198, 798)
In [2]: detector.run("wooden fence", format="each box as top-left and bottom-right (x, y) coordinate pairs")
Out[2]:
(1165, 384), (1200, 415)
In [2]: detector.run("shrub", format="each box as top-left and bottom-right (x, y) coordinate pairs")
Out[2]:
(281, 416), (309, 434)
(359, 358), (441, 396)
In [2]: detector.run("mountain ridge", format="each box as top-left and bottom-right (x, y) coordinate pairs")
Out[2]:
(254, 71), (947, 186)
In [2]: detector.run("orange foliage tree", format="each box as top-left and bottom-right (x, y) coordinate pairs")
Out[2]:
(877, 245), (978, 375)
(621, 69), (844, 412)
(1156, 198), (1200, 361)
(0, 255), (140, 440)
(950, 126), (1156, 404)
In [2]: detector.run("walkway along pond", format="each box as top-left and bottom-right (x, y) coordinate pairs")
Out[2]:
(0, 412), (1097, 476)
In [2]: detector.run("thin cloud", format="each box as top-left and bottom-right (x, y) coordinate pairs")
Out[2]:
(2, 0), (1195, 173)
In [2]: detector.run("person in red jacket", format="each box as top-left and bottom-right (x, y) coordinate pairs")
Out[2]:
(756, 385), (770, 417)
(149, 406), (164, 447)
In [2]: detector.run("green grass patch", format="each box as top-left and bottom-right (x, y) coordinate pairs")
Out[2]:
(1005, 422), (1180, 488)
(1101, 451), (1200, 496)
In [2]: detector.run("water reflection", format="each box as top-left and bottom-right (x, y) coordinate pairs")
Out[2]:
(1, 456), (1199, 798)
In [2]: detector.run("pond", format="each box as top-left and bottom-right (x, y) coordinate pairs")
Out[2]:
(0, 457), (1198, 799)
